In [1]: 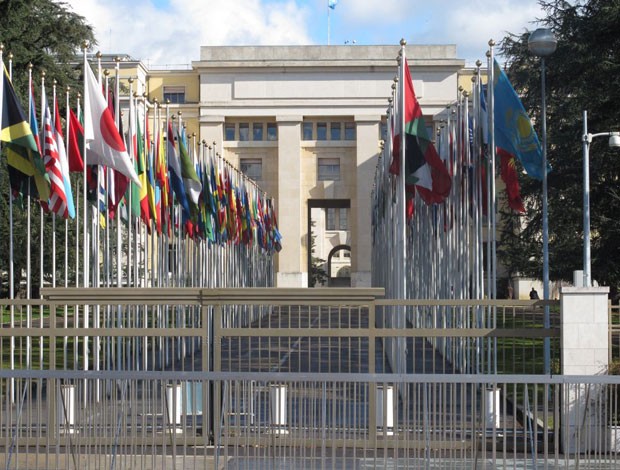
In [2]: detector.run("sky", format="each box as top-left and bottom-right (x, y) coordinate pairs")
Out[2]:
(64, 0), (548, 68)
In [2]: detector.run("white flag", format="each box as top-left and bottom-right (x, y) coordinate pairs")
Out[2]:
(83, 63), (140, 186)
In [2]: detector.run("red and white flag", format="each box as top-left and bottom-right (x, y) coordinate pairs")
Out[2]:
(42, 86), (69, 218)
(83, 62), (140, 186)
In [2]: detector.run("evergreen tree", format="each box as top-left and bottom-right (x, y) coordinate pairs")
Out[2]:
(1, 0), (95, 296)
(497, 0), (620, 298)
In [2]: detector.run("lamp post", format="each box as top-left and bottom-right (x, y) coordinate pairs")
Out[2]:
(528, 27), (556, 375)
(582, 110), (620, 287)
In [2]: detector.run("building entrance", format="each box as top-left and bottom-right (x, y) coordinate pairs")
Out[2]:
(307, 199), (351, 287)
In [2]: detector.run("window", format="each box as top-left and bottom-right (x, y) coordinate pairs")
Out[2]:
(302, 122), (313, 140)
(267, 123), (278, 141)
(240, 158), (262, 181)
(344, 122), (356, 140)
(163, 86), (185, 104)
(426, 124), (434, 140)
(326, 208), (336, 230)
(224, 123), (235, 141)
(252, 123), (263, 141)
(239, 123), (250, 141)
(339, 208), (348, 230)
(317, 122), (328, 141)
(330, 122), (342, 140)
(318, 158), (340, 181)
(343, 250), (351, 258)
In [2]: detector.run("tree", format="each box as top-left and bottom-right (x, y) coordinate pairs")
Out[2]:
(497, 0), (620, 297)
(1, 0), (95, 297)
(0, 0), (96, 94)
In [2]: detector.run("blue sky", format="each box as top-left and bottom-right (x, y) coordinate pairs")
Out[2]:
(65, 0), (547, 67)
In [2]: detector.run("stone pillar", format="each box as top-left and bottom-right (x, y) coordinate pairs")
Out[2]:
(351, 116), (380, 287)
(560, 286), (610, 454)
(199, 115), (224, 148)
(276, 116), (306, 287)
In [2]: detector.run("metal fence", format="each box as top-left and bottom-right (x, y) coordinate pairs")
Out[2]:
(3, 288), (617, 469)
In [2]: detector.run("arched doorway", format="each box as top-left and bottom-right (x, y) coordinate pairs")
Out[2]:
(327, 244), (351, 287)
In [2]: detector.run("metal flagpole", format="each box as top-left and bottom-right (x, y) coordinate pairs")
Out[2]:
(115, 58), (122, 289)
(39, 72), (46, 368)
(64, 86), (71, 369)
(82, 43), (92, 402)
(2, 45), (16, 402)
(327, 0), (331, 46)
(398, 40), (407, 374)
(487, 41), (497, 374)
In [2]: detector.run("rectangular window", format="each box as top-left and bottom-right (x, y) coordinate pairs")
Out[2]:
(240, 158), (262, 181)
(267, 123), (278, 141)
(344, 122), (356, 140)
(318, 158), (340, 181)
(252, 123), (264, 141)
(238, 123), (250, 141)
(224, 123), (235, 141)
(339, 208), (348, 230)
(163, 86), (185, 104)
(330, 122), (342, 140)
(302, 122), (313, 140)
(326, 208), (336, 230)
(426, 124), (435, 140)
(316, 122), (328, 141)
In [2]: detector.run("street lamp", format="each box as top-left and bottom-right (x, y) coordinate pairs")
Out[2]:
(528, 27), (556, 375)
(582, 110), (620, 287)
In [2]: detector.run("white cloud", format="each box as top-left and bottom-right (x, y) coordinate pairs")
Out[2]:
(65, 0), (313, 66)
(428, 0), (545, 64)
(64, 0), (548, 66)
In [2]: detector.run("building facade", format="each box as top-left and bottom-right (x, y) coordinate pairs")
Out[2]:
(109, 45), (465, 288)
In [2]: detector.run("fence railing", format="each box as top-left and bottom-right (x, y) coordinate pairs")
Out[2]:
(2, 288), (597, 469)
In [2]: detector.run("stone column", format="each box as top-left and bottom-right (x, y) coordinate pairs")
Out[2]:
(560, 286), (610, 454)
(199, 115), (224, 147)
(351, 115), (380, 287)
(276, 116), (306, 287)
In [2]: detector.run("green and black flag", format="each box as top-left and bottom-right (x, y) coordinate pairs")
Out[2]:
(1, 66), (50, 200)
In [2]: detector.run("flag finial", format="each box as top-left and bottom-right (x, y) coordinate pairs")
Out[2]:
(400, 38), (407, 46)
(488, 39), (495, 47)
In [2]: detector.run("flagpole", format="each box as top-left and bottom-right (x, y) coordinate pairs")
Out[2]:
(39, 71), (46, 367)
(487, 41), (497, 374)
(327, 0), (331, 46)
(115, 58), (122, 290)
(2, 45), (16, 403)
(398, 40), (407, 375)
(82, 43), (91, 402)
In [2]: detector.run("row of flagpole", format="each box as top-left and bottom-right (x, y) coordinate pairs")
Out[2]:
(372, 40), (514, 375)
(1, 45), (281, 402)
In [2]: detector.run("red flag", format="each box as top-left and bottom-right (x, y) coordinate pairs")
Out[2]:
(498, 148), (525, 213)
(67, 109), (84, 172)
(390, 59), (451, 205)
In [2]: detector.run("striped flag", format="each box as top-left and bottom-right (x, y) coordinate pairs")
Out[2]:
(54, 97), (75, 218)
(41, 86), (69, 218)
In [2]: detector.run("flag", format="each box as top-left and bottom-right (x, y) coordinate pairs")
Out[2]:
(493, 59), (547, 180)
(67, 108), (85, 172)
(167, 120), (190, 216)
(53, 97), (76, 218)
(177, 125), (202, 204)
(498, 148), (525, 213)
(390, 59), (451, 204)
(1, 66), (50, 200)
(328, 0), (338, 9)
(83, 62), (140, 185)
(41, 87), (70, 218)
